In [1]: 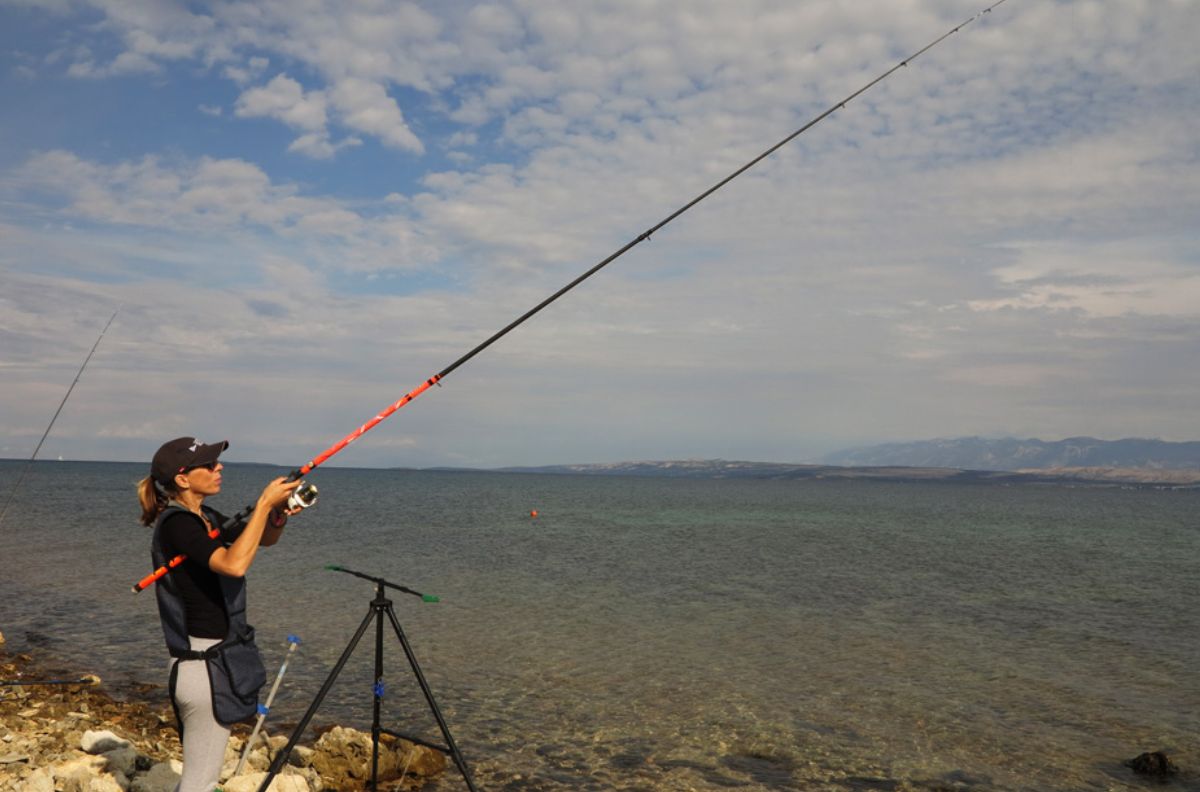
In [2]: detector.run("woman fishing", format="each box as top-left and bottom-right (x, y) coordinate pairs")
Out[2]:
(137, 437), (300, 792)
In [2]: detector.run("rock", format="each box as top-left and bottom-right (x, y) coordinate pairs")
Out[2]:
(82, 729), (132, 754)
(52, 754), (108, 779)
(221, 770), (312, 792)
(310, 726), (445, 788)
(103, 745), (140, 777)
(53, 754), (124, 792)
(1125, 751), (1178, 778)
(256, 746), (278, 771)
(221, 757), (240, 781)
(129, 761), (180, 792)
(288, 744), (315, 768)
(291, 765), (325, 791)
(310, 726), (397, 785)
(403, 743), (447, 778)
(24, 766), (56, 792)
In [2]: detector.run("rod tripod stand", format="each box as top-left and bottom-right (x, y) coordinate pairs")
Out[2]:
(257, 565), (479, 792)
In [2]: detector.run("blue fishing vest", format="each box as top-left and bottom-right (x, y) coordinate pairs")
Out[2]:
(151, 504), (267, 726)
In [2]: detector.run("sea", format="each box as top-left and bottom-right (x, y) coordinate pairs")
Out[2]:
(0, 460), (1196, 791)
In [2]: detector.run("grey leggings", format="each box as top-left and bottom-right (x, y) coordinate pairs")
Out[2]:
(170, 636), (231, 792)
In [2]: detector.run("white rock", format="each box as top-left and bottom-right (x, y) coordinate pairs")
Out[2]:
(288, 744), (315, 768)
(23, 767), (55, 792)
(220, 770), (312, 792)
(82, 729), (131, 754)
(128, 761), (181, 792)
(54, 756), (124, 792)
(86, 774), (125, 792)
(241, 746), (272, 772)
(52, 754), (108, 779)
(290, 765), (324, 791)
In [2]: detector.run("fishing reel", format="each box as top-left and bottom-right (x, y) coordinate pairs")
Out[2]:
(287, 481), (319, 511)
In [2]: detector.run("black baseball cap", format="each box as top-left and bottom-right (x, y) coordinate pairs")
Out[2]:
(151, 437), (229, 485)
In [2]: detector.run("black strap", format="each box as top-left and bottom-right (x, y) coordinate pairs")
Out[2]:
(168, 645), (221, 661)
(168, 628), (253, 661)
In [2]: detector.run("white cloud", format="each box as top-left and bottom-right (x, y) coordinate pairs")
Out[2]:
(223, 56), (269, 85)
(286, 133), (362, 160)
(235, 74), (328, 131)
(11, 151), (371, 239)
(969, 239), (1200, 319)
(329, 77), (424, 153)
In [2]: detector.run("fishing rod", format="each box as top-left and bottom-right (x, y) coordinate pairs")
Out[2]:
(1, 675), (101, 687)
(0, 308), (120, 528)
(132, 0), (1009, 593)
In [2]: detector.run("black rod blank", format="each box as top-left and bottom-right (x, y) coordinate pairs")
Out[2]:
(437, 0), (1010, 382)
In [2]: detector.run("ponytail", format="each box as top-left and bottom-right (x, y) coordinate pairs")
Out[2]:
(137, 475), (172, 527)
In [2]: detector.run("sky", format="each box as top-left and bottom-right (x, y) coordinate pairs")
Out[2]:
(0, 0), (1197, 469)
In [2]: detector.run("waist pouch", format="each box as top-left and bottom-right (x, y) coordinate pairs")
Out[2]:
(171, 626), (267, 726)
(210, 627), (268, 724)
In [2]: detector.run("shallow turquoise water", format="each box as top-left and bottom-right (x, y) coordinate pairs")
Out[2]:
(1, 460), (1197, 790)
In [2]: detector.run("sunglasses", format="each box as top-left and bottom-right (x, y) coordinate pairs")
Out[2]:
(182, 461), (220, 473)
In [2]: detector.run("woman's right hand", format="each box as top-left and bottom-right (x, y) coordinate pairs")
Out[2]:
(258, 477), (301, 511)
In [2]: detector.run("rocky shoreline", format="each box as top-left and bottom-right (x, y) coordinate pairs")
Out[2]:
(0, 635), (445, 791)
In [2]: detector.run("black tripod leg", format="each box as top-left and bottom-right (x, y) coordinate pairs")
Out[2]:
(257, 604), (378, 792)
(383, 603), (481, 792)
(372, 598), (385, 790)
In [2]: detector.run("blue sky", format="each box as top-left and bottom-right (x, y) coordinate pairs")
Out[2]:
(1, 0), (1198, 469)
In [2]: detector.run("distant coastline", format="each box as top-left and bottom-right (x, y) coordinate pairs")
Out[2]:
(492, 459), (1200, 488)
(822, 435), (1200, 471)
(4, 436), (1198, 488)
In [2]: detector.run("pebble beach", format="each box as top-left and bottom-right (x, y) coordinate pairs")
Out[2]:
(0, 633), (446, 792)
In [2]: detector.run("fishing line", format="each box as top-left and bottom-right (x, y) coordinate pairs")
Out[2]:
(133, 0), (1009, 592)
(0, 308), (120, 529)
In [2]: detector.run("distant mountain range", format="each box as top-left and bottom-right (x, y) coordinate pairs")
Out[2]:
(821, 436), (1200, 471)
(492, 437), (1200, 488)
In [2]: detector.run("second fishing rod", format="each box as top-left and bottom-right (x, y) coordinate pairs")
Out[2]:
(132, 0), (1009, 593)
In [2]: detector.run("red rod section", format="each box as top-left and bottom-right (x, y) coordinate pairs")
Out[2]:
(132, 525), (220, 593)
(300, 376), (441, 474)
(131, 376), (442, 593)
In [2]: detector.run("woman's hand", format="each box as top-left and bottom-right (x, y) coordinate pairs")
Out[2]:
(257, 477), (301, 511)
(210, 477), (302, 576)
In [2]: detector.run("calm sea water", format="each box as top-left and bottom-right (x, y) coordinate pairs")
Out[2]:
(0, 460), (1196, 791)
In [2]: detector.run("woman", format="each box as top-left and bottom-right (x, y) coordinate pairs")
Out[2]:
(137, 436), (300, 792)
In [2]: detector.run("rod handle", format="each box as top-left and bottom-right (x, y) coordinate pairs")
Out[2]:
(131, 524), (221, 593)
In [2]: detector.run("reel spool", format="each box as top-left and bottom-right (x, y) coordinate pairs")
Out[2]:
(288, 481), (319, 511)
